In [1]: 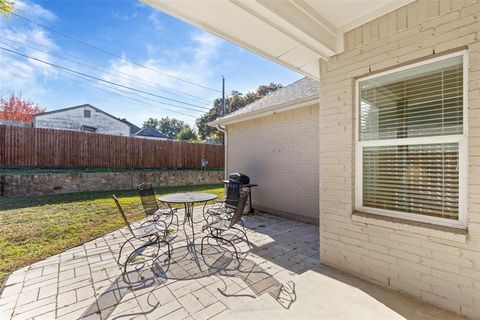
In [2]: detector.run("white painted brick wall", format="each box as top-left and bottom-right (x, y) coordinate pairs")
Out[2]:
(321, 1), (480, 318)
(226, 104), (319, 224)
(34, 106), (130, 136)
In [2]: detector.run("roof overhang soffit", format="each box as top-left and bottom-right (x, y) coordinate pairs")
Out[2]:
(143, 0), (414, 80)
(142, 0), (338, 79)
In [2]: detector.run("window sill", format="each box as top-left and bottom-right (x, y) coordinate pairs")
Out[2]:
(352, 211), (468, 244)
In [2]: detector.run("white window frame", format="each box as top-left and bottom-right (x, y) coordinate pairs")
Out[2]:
(355, 50), (468, 229)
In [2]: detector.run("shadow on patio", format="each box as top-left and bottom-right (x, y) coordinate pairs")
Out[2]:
(0, 209), (468, 320)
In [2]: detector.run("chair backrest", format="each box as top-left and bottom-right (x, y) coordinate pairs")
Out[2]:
(112, 195), (135, 235)
(138, 183), (159, 216)
(229, 192), (248, 228)
(225, 182), (242, 207)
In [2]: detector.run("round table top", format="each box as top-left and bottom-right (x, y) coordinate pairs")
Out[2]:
(158, 192), (218, 204)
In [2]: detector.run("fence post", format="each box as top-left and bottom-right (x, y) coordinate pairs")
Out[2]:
(0, 175), (5, 197)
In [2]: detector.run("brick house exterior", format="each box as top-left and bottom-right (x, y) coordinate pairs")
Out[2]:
(211, 77), (320, 224)
(319, 2), (480, 317)
(148, 1), (480, 317)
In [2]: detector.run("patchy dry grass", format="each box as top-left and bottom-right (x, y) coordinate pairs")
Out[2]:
(0, 184), (224, 287)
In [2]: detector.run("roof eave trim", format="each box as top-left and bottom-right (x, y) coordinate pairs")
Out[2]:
(208, 95), (318, 127)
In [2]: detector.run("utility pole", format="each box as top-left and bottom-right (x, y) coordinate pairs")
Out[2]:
(221, 75), (225, 145)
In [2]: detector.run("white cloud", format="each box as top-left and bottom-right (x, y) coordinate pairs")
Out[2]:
(190, 31), (222, 63)
(147, 11), (162, 32)
(101, 31), (223, 109)
(0, 3), (221, 126)
(112, 11), (138, 22)
(0, 1), (58, 97)
(95, 31), (226, 126)
(14, 0), (57, 21)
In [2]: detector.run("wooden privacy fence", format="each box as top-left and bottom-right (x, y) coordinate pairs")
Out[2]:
(0, 125), (224, 169)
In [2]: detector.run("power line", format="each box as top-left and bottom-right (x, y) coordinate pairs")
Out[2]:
(70, 71), (204, 114)
(0, 35), (213, 105)
(1, 8), (221, 93)
(28, 55), (199, 118)
(0, 38), (211, 112)
(0, 45), (197, 119)
(63, 72), (197, 118)
(0, 45), (213, 114)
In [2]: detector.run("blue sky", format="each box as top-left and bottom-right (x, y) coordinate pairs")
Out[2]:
(0, 0), (301, 128)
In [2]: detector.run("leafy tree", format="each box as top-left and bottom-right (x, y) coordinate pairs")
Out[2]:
(142, 116), (190, 139)
(0, 0), (15, 17)
(176, 126), (198, 141)
(196, 82), (283, 140)
(0, 92), (45, 123)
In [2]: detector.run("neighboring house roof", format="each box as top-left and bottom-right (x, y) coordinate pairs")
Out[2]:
(209, 77), (319, 126)
(133, 127), (169, 139)
(34, 104), (141, 133)
(119, 119), (141, 135)
(204, 139), (221, 145)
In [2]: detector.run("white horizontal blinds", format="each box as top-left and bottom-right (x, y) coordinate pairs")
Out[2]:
(363, 143), (459, 219)
(358, 54), (464, 222)
(359, 56), (463, 141)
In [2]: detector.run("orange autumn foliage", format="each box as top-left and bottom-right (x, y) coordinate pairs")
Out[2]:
(0, 93), (45, 123)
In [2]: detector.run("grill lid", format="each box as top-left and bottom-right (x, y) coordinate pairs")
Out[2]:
(228, 172), (250, 184)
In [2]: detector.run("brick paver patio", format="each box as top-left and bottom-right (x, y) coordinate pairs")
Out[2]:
(1, 207), (468, 320)
(0, 210), (319, 320)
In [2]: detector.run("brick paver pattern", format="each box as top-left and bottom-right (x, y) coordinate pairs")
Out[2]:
(0, 209), (319, 320)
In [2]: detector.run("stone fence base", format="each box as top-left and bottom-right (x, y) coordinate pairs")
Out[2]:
(0, 170), (224, 197)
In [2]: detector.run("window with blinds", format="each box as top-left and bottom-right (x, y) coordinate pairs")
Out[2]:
(356, 53), (466, 227)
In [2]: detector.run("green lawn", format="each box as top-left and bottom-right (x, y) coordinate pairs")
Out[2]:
(0, 183), (224, 287)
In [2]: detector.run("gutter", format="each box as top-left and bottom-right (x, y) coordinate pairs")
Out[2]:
(208, 95), (318, 127)
(215, 125), (228, 179)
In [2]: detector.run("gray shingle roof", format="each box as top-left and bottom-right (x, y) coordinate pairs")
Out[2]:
(219, 77), (319, 122)
(119, 119), (141, 135)
(133, 127), (169, 139)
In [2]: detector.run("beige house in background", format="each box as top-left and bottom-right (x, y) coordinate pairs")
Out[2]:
(146, 0), (480, 318)
(210, 77), (320, 224)
(33, 104), (139, 136)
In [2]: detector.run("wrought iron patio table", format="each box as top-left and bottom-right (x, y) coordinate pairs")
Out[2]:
(158, 192), (217, 241)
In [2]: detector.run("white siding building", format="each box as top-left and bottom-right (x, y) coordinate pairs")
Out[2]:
(33, 104), (138, 136)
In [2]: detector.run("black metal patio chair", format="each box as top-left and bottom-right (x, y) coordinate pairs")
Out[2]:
(138, 182), (178, 227)
(113, 195), (172, 274)
(200, 192), (251, 260)
(204, 182), (245, 222)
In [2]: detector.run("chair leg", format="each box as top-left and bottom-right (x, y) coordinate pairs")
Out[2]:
(160, 239), (172, 258)
(231, 226), (251, 248)
(202, 201), (207, 220)
(216, 235), (239, 260)
(156, 220), (168, 234)
(200, 235), (210, 255)
(123, 235), (172, 274)
(209, 232), (239, 260)
(123, 240), (154, 274)
(118, 236), (136, 264)
(238, 219), (250, 241)
(174, 212), (180, 228)
(165, 204), (179, 229)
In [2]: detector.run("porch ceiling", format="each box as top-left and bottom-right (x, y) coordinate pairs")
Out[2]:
(142, 0), (414, 79)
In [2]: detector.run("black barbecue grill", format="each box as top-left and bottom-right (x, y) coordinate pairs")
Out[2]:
(223, 173), (257, 213)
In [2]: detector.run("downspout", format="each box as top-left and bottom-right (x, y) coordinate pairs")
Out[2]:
(216, 125), (228, 179)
